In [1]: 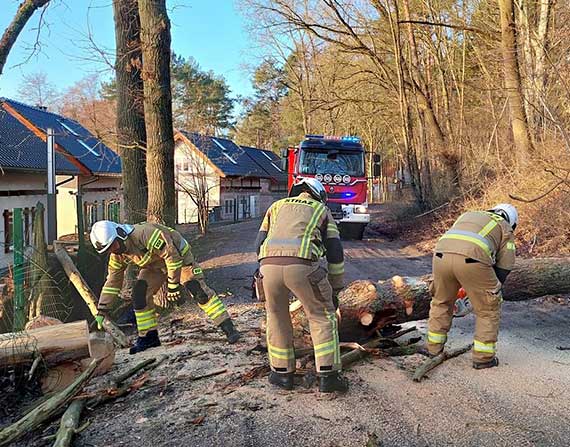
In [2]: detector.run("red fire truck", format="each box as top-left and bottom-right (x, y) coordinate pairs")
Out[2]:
(282, 135), (374, 240)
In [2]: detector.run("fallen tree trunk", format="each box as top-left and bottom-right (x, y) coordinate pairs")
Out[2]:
(0, 321), (90, 367)
(54, 245), (129, 348)
(292, 258), (570, 344)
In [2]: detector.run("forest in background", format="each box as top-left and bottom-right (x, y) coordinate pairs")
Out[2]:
(7, 0), (570, 252)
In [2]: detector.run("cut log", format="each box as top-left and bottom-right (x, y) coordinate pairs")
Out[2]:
(0, 321), (90, 367)
(41, 332), (115, 394)
(292, 258), (570, 343)
(0, 359), (99, 447)
(54, 245), (129, 348)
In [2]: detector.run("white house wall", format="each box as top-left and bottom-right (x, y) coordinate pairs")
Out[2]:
(175, 140), (221, 224)
(0, 172), (121, 269)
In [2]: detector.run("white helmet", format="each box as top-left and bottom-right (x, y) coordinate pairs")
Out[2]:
(489, 203), (518, 231)
(289, 177), (327, 202)
(90, 220), (134, 254)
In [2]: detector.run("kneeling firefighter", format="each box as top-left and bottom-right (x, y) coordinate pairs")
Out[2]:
(90, 221), (240, 354)
(255, 178), (348, 393)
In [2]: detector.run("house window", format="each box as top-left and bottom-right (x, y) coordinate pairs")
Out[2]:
(84, 202), (99, 230)
(2, 208), (35, 253)
(3, 209), (12, 254)
(106, 201), (120, 222)
(183, 161), (189, 172)
(225, 199), (234, 215)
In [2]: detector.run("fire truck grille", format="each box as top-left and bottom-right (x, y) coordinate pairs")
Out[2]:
(327, 202), (343, 220)
(327, 193), (345, 199)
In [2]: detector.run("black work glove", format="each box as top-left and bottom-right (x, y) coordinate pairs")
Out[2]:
(166, 282), (182, 302)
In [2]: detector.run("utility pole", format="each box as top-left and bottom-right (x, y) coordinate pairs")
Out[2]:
(46, 127), (57, 244)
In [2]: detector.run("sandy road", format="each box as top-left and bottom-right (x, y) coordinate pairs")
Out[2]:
(165, 211), (570, 446)
(16, 207), (570, 447)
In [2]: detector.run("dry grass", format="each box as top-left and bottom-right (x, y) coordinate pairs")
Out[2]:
(382, 146), (570, 258)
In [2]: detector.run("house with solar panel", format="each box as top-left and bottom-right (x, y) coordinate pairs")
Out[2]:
(174, 131), (287, 224)
(0, 99), (122, 268)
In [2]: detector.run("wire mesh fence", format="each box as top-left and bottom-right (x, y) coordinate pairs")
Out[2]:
(0, 204), (108, 416)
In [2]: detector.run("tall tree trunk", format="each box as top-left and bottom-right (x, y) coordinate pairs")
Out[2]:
(138, 0), (176, 226)
(533, 0), (552, 138)
(387, 1), (425, 210)
(517, 0), (535, 133)
(0, 0), (50, 76)
(113, 0), (148, 224)
(498, 0), (533, 163)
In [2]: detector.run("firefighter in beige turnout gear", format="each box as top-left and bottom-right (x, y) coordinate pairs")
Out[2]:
(255, 178), (348, 393)
(427, 204), (518, 369)
(90, 221), (240, 354)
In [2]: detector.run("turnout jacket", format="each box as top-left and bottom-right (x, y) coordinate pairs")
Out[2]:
(98, 223), (191, 311)
(435, 211), (516, 271)
(256, 192), (345, 289)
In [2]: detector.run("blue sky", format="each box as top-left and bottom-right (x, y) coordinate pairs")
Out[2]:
(0, 0), (256, 102)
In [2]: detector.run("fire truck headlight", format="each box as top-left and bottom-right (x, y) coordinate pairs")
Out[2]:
(354, 205), (368, 214)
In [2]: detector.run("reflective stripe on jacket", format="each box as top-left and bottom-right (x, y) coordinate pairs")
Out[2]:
(98, 223), (191, 310)
(435, 211), (515, 269)
(257, 192), (344, 289)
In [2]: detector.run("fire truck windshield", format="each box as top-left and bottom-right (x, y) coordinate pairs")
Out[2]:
(298, 149), (364, 177)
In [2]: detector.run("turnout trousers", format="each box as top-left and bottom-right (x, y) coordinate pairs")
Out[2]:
(427, 252), (503, 363)
(260, 259), (341, 374)
(133, 250), (230, 336)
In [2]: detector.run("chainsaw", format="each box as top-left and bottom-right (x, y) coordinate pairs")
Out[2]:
(453, 287), (473, 317)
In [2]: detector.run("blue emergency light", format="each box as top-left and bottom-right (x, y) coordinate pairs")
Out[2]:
(341, 136), (361, 143)
(343, 192), (355, 198)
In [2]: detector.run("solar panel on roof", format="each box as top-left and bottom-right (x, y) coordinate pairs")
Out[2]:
(2, 98), (121, 174)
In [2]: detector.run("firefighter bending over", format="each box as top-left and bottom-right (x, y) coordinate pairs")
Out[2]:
(90, 221), (240, 354)
(255, 178), (348, 393)
(427, 204), (518, 369)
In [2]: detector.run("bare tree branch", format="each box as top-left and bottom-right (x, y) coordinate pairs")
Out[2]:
(0, 0), (51, 76)
(397, 20), (497, 37)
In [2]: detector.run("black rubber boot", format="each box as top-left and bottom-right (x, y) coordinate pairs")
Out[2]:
(129, 330), (161, 355)
(473, 357), (499, 370)
(318, 372), (349, 393)
(219, 319), (241, 344)
(268, 371), (294, 390)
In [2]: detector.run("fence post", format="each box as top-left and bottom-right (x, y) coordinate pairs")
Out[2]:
(12, 208), (25, 331)
(76, 192), (85, 250)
